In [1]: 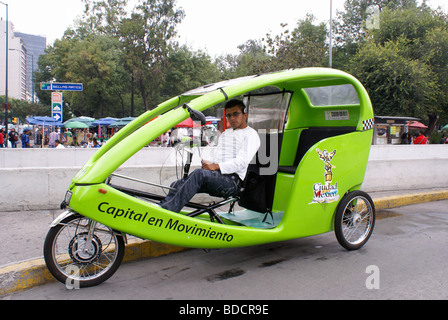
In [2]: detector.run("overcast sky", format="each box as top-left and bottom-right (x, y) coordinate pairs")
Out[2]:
(4, 0), (448, 57)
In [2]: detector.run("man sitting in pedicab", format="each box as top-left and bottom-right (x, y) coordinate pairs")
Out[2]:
(159, 99), (261, 213)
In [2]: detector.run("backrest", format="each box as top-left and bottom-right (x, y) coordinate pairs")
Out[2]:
(278, 126), (356, 174)
(293, 127), (356, 167)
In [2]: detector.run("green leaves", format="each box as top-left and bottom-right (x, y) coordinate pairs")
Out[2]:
(262, 14), (328, 70)
(345, 2), (448, 132)
(35, 0), (186, 117)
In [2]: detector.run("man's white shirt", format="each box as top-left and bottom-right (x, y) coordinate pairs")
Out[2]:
(208, 126), (260, 181)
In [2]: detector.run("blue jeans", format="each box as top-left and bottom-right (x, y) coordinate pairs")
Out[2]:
(160, 169), (240, 213)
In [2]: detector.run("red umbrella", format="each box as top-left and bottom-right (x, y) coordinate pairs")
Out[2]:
(175, 118), (202, 128)
(406, 121), (427, 129)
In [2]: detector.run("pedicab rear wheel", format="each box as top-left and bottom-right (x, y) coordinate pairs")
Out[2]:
(334, 191), (375, 251)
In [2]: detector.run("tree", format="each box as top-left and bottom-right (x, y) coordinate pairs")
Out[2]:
(161, 45), (221, 100)
(332, 0), (419, 69)
(119, 0), (185, 111)
(348, 4), (448, 135)
(262, 14), (328, 71)
(349, 39), (439, 117)
(35, 34), (127, 118)
(80, 0), (130, 38)
(64, 35), (128, 117)
(0, 96), (49, 123)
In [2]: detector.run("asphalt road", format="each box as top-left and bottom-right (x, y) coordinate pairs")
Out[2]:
(3, 200), (448, 301)
(0, 209), (58, 266)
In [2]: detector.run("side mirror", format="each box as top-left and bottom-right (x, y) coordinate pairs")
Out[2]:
(183, 104), (206, 126)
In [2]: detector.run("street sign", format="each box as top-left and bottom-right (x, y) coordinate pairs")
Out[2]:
(40, 83), (52, 90)
(53, 112), (62, 122)
(52, 92), (63, 123)
(40, 82), (83, 92)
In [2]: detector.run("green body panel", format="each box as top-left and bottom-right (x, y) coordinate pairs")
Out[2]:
(69, 184), (283, 249)
(276, 130), (373, 238)
(66, 68), (375, 249)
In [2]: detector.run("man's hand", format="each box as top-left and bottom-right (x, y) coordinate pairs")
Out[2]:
(202, 159), (220, 171)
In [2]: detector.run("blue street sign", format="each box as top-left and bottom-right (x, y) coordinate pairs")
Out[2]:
(41, 83), (52, 90)
(53, 113), (63, 122)
(40, 82), (83, 92)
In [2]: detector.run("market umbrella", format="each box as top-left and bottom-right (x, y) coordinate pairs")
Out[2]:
(441, 124), (448, 131)
(175, 118), (202, 128)
(406, 121), (428, 129)
(25, 116), (64, 127)
(109, 117), (136, 128)
(64, 116), (96, 126)
(64, 121), (90, 129)
(92, 117), (118, 126)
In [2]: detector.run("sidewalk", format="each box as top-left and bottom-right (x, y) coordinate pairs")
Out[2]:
(1, 188), (448, 297)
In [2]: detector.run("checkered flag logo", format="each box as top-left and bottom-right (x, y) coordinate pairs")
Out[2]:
(363, 118), (374, 131)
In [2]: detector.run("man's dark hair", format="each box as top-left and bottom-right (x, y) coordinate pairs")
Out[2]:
(225, 99), (246, 114)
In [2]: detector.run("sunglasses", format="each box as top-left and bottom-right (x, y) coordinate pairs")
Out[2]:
(225, 111), (243, 119)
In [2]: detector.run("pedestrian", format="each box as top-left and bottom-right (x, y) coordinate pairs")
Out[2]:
(55, 139), (65, 149)
(49, 129), (59, 148)
(8, 128), (18, 148)
(413, 131), (428, 145)
(440, 134), (446, 144)
(159, 99), (261, 213)
(87, 138), (94, 148)
(401, 132), (409, 144)
(66, 129), (73, 146)
(21, 130), (31, 148)
(0, 128), (4, 148)
(162, 131), (170, 147)
(35, 129), (42, 148)
(93, 138), (101, 148)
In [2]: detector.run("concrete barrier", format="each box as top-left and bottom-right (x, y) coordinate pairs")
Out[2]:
(1, 145), (448, 212)
(363, 145), (448, 192)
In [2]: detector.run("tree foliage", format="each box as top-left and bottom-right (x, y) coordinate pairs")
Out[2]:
(119, 0), (185, 111)
(34, 0), (187, 119)
(346, 3), (448, 133)
(263, 14), (328, 70)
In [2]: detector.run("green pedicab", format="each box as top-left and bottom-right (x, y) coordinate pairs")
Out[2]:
(44, 68), (376, 287)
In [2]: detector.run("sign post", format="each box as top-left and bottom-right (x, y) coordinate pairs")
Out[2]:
(40, 82), (84, 123)
(51, 92), (63, 123)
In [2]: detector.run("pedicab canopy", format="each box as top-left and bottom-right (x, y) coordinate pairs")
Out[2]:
(66, 68), (375, 248)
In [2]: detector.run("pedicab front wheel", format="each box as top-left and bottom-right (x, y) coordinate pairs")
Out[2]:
(43, 214), (125, 288)
(334, 191), (375, 251)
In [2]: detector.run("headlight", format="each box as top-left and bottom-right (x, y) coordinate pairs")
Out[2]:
(64, 191), (73, 205)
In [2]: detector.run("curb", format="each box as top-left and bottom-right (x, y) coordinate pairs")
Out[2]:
(2, 190), (448, 297)
(373, 190), (448, 210)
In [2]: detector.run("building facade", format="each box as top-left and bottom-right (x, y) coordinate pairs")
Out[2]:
(14, 32), (46, 102)
(0, 19), (46, 102)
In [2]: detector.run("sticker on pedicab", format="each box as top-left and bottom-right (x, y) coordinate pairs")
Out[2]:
(311, 149), (339, 204)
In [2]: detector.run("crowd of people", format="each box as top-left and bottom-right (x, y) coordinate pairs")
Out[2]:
(0, 127), (111, 148)
(399, 130), (448, 145)
(400, 131), (430, 144)
(0, 124), (221, 149)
